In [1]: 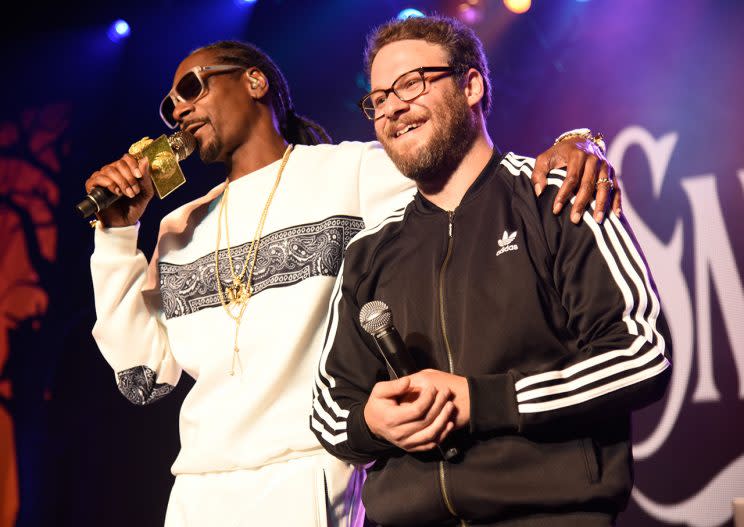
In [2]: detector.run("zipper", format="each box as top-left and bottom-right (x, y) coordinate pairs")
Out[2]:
(437, 209), (467, 526)
(439, 462), (466, 525)
(439, 210), (456, 373)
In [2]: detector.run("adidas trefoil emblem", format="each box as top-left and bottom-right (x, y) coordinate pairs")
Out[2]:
(496, 230), (518, 256)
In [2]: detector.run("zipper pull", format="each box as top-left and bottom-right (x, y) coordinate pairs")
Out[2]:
(447, 210), (454, 238)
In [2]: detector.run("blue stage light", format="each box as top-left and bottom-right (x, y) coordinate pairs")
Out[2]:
(114, 20), (130, 36)
(397, 8), (425, 20)
(233, 0), (257, 6)
(107, 19), (130, 42)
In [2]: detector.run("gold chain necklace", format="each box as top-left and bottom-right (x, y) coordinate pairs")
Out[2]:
(214, 144), (294, 375)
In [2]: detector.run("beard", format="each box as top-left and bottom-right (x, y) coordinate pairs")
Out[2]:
(196, 121), (222, 164)
(378, 87), (478, 190)
(199, 141), (221, 164)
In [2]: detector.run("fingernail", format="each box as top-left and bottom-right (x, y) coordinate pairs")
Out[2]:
(134, 169), (143, 179)
(614, 207), (622, 217)
(126, 188), (135, 198)
(535, 183), (543, 196)
(571, 211), (581, 223)
(553, 202), (562, 214)
(595, 211), (604, 223)
(114, 188), (122, 195)
(132, 184), (140, 194)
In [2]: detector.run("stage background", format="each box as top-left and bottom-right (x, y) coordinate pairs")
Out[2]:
(1, 0), (742, 525)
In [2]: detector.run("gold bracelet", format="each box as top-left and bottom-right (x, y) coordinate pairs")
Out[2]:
(554, 128), (606, 155)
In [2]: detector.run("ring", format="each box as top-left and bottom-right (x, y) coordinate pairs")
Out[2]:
(596, 177), (614, 190)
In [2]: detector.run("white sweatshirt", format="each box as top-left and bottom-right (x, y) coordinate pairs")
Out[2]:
(90, 141), (415, 475)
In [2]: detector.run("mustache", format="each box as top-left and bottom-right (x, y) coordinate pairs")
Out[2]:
(382, 114), (429, 139)
(181, 118), (210, 132)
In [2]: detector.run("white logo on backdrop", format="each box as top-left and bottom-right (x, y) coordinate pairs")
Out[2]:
(607, 126), (744, 527)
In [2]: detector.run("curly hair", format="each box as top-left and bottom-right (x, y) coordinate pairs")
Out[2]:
(364, 15), (491, 115)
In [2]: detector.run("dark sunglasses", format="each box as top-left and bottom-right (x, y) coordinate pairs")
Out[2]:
(159, 65), (246, 129)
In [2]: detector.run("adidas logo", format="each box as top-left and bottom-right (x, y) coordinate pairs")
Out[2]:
(496, 230), (518, 256)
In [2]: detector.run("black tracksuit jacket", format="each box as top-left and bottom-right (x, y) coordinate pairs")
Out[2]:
(311, 151), (672, 526)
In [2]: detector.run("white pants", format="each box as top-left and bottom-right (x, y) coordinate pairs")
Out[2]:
(164, 454), (360, 527)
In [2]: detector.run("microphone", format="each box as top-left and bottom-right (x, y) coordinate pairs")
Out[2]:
(359, 300), (460, 461)
(75, 130), (196, 218)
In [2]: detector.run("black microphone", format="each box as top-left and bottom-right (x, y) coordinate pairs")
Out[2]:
(359, 300), (461, 461)
(75, 130), (196, 218)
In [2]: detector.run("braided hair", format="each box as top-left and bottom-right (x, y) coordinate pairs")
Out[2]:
(193, 40), (332, 145)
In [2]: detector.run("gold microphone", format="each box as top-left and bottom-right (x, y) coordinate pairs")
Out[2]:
(75, 130), (196, 218)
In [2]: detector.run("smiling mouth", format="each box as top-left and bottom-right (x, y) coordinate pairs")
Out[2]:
(394, 122), (423, 138)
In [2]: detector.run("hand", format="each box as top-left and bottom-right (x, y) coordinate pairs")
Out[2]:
(363, 376), (455, 452)
(406, 369), (470, 429)
(84, 154), (154, 227)
(532, 137), (622, 224)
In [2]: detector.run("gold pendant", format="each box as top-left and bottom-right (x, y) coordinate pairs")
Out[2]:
(226, 279), (250, 305)
(229, 346), (243, 376)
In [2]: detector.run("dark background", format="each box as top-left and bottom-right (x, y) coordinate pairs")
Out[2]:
(1, 0), (742, 525)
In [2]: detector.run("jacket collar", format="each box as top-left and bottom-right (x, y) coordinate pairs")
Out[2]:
(413, 147), (504, 214)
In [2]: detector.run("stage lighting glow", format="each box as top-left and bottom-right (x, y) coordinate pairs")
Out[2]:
(107, 19), (130, 42)
(503, 0), (531, 14)
(114, 21), (129, 36)
(233, 0), (257, 6)
(458, 1), (484, 24)
(397, 8), (425, 20)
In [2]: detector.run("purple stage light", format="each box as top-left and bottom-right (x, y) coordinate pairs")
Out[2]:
(458, 0), (485, 24)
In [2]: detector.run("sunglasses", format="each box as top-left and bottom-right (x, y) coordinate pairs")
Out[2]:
(159, 64), (246, 129)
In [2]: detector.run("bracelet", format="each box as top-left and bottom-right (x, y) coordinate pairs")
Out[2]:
(554, 128), (606, 154)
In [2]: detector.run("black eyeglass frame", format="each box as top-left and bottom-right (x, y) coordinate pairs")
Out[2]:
(357, 66), (461, 121)
(159, 64), (247, 129)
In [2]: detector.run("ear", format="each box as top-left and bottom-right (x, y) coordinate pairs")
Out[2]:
(462, 68), (485, 110)
(245, 67), (269, 98)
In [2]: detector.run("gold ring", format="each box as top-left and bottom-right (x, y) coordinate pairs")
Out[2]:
(596, 177), (614, 189)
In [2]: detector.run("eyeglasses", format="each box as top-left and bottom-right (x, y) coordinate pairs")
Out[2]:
(358, 66), (457, 120)
(159, 65), (247, 129)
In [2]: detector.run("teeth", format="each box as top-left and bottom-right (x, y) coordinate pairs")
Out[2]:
(395, 123), (420, 137)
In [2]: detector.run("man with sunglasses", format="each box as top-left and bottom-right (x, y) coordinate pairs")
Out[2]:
(312, 16), (670, 527)
(85, 36), (618, 526)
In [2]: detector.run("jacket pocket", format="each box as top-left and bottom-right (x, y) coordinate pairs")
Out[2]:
(580, 438), (600, 484)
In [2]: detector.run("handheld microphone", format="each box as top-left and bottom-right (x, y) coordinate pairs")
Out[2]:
(75, 130), (196, 218)
(359, 300), (460, 461)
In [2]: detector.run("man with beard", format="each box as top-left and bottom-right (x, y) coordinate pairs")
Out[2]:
(85, 37), (616, 526)
(312, 16), (671, 527)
